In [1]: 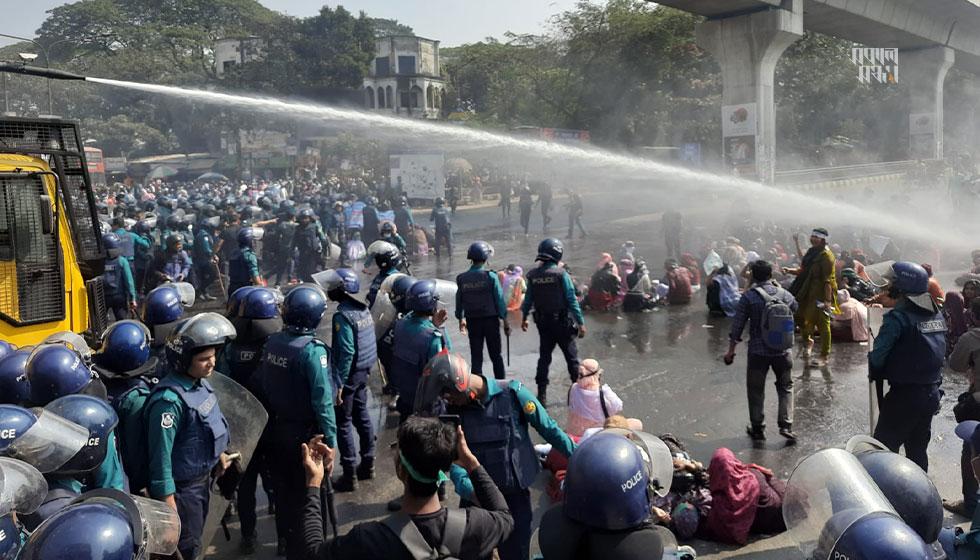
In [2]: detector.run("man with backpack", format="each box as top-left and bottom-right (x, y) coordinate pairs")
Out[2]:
(724, 260), (799, 443)
(300, 415), (514, 560)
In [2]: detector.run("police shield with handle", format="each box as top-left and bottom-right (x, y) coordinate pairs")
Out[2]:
(19, 488), (181, 560)
(867, 262), (945, 472)
(782, 447), (934, 560)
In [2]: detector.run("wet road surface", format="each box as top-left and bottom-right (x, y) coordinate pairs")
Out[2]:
(207, 189), (971, 559)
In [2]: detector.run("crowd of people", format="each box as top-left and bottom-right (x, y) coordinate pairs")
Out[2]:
(2, 171), (980, 560)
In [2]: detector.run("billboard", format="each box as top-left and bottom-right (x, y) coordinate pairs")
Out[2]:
(722, 103), (757, 178)
(390, 150), (445, 200)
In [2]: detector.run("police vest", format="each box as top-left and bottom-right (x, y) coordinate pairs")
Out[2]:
(151, 377), (229, 483)
(260, 333), (320, 444)
(226, 340), (265, 393)
(455, 385), (540, 493)
(391, 319), (441, 399)
(882, 306), (946, 385)
(295, 224), (320, 257)
(340, 304), (378, 373)
(433, 208), (450, 229)
(115, 230), (135, 261)
(378, 320), (398, 370)
(228, 248), (253, 284)
(394, 208), (412, 232)
(457, 269), (497, 319)
(527, 266), (568, 314)
(102, 257), (125, 296)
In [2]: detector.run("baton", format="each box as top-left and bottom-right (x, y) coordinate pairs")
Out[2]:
(214, 261), (227, 298)
(323, 475), (339, 538)
(506, 330), (511, 367)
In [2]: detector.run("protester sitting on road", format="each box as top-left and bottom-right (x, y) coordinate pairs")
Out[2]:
(946, 299), (980, 518)
(499, 264), (526, 311)
(706, 264), (740, 318)
(301, 416), (514, 560)
(586, 261), (621, 311)
(651, 434), (711, 541)
(946, 279), (980, 357)
(703, 447), (787, 545)
(830, 289), (869, 343)
(566, 359), (642, 437)
(664, 258), (693, 305)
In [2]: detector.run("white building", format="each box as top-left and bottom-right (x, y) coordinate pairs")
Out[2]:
(215, 37), (265, 77)
(363, 36), (446, 119)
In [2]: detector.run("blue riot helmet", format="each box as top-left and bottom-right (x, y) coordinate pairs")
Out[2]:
(785, 447), (933, 560)
(25, 345), (105, 405)
(20, 489), (181, 560)
(93, 321), (153, 377)
(102, 232), (123, 260)
(434, 197), (445, 206)
(406, 280), (439, 313)
(0, 405), (88, 473)
(845, 436), (944, 549)
(236, 287), (284, 341)
(536, 237), (564, 262)
(282, 285), (327, 335)
(380, 221), (395, 235)
(165, 313), (237, 373)
(0, 457), (46, 517)
(43, 395), (118, 475)
(878, 261), (934, 311)
(134, 219), (151, 235)
(314, 268), (360, 297)
(467, 241), (493, 262)
(298, 207), (315, 221)
(165, 214), (181, 231)
(142, 283), (195, 344)
(390, 276), (417, 315)
(0, 351), (30, 405)
(238, 226), (264, 247)
(563, 432), (651, 530)
(227, 285), (259, 317)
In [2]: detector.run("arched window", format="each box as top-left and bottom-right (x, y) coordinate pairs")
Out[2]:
(378, 87), (386, 108)
(426, 85), (434, 109)
(365, 86), (375, 109)
(387, 86), (394, 109)
(411, 86), (424, 109)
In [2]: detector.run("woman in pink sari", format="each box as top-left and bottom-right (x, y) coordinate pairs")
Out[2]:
(704, 448), (786, 544)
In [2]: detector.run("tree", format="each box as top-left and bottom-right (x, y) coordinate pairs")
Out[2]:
(368, 18), (414, 38)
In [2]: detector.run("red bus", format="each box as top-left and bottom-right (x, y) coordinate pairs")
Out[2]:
(84, 146), (106, 186)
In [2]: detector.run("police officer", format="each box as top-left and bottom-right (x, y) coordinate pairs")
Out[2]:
(145, 312), (236, 560)
(147, 235), (191, 291)
(377, 275), (415, 402)
(320, 269), (377, 492)
(111, 216), (137, 267)
(394, 196), (415, 244)
(457, 241), (510, 380)
(133, 218), (155, 296)
(365, 245), (403, 308)
(102, 232), (138, 321)
(228, 227), (264, 299)
(869, 261), (946, 472)
(91, 320), (158, 493)
(521, 238), (586, 404)
(362, 195), (380, 245)
(430, 197), (453, 257)
(518, 185), (534, 238)
(328, 200), (348, 258)
(391, 280), (451, 421)
(142, 282), (193, 375)
(257, 285), (336, 560)
(217, 287), (283, 555)
(415, 351), (576, 560)
(293, 208), (327, 283)
(265, 206), (298, 287)
(193, 215), (219, 301)
(364, 222), (408, 269)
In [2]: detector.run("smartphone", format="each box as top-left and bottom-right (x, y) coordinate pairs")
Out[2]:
(439, 414), (461, 428)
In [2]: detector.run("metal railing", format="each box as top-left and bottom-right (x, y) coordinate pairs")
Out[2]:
(774, 160), (921, 185)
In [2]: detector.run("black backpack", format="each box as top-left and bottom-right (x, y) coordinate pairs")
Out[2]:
(382, 508), (466, 560)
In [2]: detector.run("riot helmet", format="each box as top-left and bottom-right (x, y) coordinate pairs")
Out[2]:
(165, 313), (236, 373)
(226, 285), (259, 317)
(879, 261), (934, 311)
(142, 283), (195, 337)
(434, 197), (445, 206)
(315, 268), (360, 298)
(413, 351), (475, 413)
(0, 405), (88, 473)
(375, 246), (403, 272)
(537, 238), (564, 262)
(0, 351), (30, 405)
(380, 222), (395, 235)
(238, 226), (264, 247)
(390, 276), (416, 315)
(282, 285), (327, 335)
(94, 321), (153, 377)
(165, 214), (181, 231)
(466, 241), (493, 262)
(563, 431), (651, 530)
(25, 345), (105, 405)
(102, 233), (122, 259)
(406, 280), (439, 313)
(43, 395), (118, 475)
(235, 287), (284, 341)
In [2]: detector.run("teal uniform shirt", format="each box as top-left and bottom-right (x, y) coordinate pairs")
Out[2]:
(110, 257), (138, 304)
(195, 231), (214, 262)
(115, 384), (150, 487)
(449, 378), (576, 500)
(520, 262), (585, 325)
(113, 228), (138, 264)
(146, 373), (192, 497)
(401, 315), (453, 357)
(868, 299), (914, 370)
(283, 332), (338, 448)
(241, 248), (260, 278)
(133, 233), (153, 268)
(455, 264), (507, 320)
(331, 301), (359, 386)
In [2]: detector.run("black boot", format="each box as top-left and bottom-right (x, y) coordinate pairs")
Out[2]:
(537, 385), (548, 406)
(356, 457), (375, 480)
(333, 466), (358, 492)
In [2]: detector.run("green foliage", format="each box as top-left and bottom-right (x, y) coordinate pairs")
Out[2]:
(368, 18), (414, 38)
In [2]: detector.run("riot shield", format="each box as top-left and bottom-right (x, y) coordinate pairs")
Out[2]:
(200, 372), (269, 554)
(783, 448), (898, 560)
(372, 273), (408, 337)
(432, 279), (458, 308)
(0, 457), (45, 516)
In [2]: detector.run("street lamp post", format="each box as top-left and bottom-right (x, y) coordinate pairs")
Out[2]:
(0, 33), (73, 115)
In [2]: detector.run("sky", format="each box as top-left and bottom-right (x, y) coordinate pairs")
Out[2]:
(2, 0), (582, 49)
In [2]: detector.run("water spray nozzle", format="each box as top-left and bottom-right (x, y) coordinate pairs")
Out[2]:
(0, 62), (86, 81)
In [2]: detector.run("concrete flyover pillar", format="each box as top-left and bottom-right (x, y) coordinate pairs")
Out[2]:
(696, 0), (803, 184)
(901, 46), (954, 161)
